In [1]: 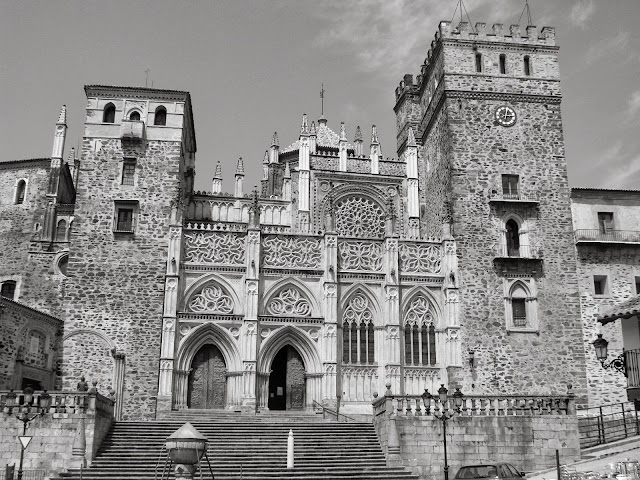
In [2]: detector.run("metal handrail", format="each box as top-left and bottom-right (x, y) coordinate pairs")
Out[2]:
(312, 400), (358, 422)
(574, 229), (640, 243)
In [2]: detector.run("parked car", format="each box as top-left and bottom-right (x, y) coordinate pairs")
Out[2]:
(454, 463), (526, 480)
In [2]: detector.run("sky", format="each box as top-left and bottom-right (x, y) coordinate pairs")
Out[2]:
(1, 0), (640, 192)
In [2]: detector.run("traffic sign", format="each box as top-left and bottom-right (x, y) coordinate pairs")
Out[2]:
(18, 436), (32, 450)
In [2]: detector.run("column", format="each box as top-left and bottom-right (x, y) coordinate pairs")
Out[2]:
(242, 227), (261, 409)
(323, 229), (338, 404)
(383, 230), (401, 395)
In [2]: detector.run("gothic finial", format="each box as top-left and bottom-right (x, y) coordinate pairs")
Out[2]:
(249, 186), (261, 214)
(263, 150), (269, 164)
(57, 105), (67, 125)
(340, 122), (347, 141)
(407, 127), (416, 147)
(284, 162), (291, 179)
(310, 121), (317, 136)
(236, 157), (245, 175)
(271, 132), (279, 147)
(67, 147), (75, 163)
(354, 126), (363, 143)
(371, 125), (379, 144)
(214, 161), (222, 178)
(301, 114), (309, 135)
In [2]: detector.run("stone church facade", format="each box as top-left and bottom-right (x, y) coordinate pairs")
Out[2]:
(2, 19), (635, 420)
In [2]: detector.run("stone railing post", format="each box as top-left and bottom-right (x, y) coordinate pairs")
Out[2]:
(385, 383), (400, 460)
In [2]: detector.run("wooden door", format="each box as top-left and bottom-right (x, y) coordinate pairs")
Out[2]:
(188, 344), (226, 409)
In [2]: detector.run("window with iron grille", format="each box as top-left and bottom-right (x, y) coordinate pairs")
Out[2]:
(113, 201), (138, 234)
(122, 160), (136, 185)
(512, 298), (527, 327)
(502, 174), (519, 198)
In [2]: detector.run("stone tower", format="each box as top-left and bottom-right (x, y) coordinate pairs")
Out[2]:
(395, 22), (586, 401)
(61, 86), (196, 419)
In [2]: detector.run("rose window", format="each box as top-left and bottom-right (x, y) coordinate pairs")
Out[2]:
(334, 196), (385, 238)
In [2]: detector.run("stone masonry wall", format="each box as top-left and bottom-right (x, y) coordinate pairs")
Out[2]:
(576, 245), (640, 406)
(62, 137), (183, 419)
(374, 414), (581, 479)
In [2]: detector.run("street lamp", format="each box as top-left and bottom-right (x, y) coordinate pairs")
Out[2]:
(423, 385), (464, 480)
(592, 334), (626, 375)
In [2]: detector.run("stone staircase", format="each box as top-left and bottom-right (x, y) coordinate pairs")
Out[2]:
(57, 411), (419, 480)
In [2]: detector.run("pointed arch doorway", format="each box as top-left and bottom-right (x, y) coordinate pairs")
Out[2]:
(268, 345), (305, 410)
(187, 344), (227, 409)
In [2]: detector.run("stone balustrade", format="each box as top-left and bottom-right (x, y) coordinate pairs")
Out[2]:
(0, 390), (115, 417)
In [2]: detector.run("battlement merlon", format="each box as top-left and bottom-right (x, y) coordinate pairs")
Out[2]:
(438, 21), (555, 46)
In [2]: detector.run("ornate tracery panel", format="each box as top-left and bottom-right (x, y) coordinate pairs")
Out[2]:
(334, 196), (385, 238)
(266, 288), (312, 317)
(183, 232), (245, 265)
(403, 297), (436, 366)
(187, 283), (234, 314)
(342, 294), (375, 364)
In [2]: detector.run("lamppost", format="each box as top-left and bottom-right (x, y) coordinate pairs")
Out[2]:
(592, 333), (626, 375)
(5, 388), (52, 480)
(422, 385), (464, 480)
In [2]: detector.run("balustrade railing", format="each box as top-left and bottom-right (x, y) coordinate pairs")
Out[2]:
(489, 192), (539, 203)
(574, 229), (640, 244)
(373, 393), (575, 417)
(495, 244), (543, 259)
(0, 390), (115, 417)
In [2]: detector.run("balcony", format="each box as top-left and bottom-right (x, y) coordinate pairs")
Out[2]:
(489, 192), (539, 205)
(494, 244), (543, 259)
(120, 120), (144, 144)
(574, 229), (640, 245)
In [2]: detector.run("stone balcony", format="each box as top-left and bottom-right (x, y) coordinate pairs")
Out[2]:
(574, 229), (640, 245)
(120, 119), (144, 144)
(488, 191), (539, 205)
(494, 244), (543, 259)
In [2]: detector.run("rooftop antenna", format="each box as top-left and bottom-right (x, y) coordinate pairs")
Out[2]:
(320, 83), (325, 117)
(145, 68), (151, 87)
(517, 0), (534, 27)
(450, 0), (476, 33)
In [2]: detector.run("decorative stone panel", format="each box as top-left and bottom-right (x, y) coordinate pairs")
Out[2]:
(399, 243), (442, 274)
(183, 232), (245, 265)
(334, 196), (385, 238)
(338, 240), (383, 271)
(262, 235), (322, 269)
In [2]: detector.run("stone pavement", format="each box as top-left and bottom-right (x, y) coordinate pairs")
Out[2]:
(527, 437), (640, 480)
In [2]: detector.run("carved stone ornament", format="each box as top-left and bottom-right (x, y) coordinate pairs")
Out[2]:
(262, 235), (322, 269)
(266, 288), (312, 316)
(445, 329), (459, 342)
(342, 366), (378, 377)
(399, 243), (442, 274)
(335, 196), (385, 238)
(343, 294), (373, 326)
(385, 286), (399, 300)
(325, 325), (336, 336)
(385, 239), (399, 252)
(405, 297), (433, 326)
(444, 242), (456, 255)
(184, 232), (245, 265)
(167, 278), (178, 290)
(386, 327), (399, 340)
(170, 227), (181, 239)
(309, 329), (320, 340)
(163, 319), (174, 331)
(338, 241), (383, 271)
(325, 236), (337, 248)
(260, 328), (271, 338)
(248, 231), (260, 244)
(188, 284), (234, 313)
(324, 283), (337, 298)
(180, 325), (192, 336)
(229, 327), (240, 338)
(246, 281), (258, 294)
(446, 290), (459, 304)
(325, 364), (336, 374)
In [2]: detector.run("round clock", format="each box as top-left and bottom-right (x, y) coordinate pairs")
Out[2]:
(495, 106), (517, 127)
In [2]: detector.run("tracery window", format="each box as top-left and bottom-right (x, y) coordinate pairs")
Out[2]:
(342, 294), (375, 364)
(403, 297), (436, 366)
(187, 283), (234, 314)
(334, 196), (385, 238)
(103, 103), (116, 123)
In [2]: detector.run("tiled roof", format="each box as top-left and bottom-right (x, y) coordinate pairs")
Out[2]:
(0, 157), (50, 165)
(598, 295), (640, 324)
(0, 297), (63, 325)
(282, 122), (353, 153)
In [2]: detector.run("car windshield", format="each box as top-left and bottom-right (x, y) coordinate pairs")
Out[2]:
(455, 466), (499, 479)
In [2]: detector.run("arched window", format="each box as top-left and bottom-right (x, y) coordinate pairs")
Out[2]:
(499, 54), (507, 74)
(129, 111), (141, 121)
(342, 294), (375, 364)
(1, 280), (17, 300)
(15, 180), (26, 204)
(57, 253), (69, 277)
(504, 279), (538, 332)
(523, 55), (531, 76)
(475, 53), (483, 73)
(103, 103), (116, 123)
(56, 219), (67, 241)
(403, 297), (437, 366)
(511, 284), (527, 327)
(154, 106), (167, 126)
(506, 219), (520, 257)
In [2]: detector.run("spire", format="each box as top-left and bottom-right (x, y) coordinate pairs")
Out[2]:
(284, 162), (291, 179)
(371, 125), (379, 145)
(300, 114), (309, 135)
(236, 157), (245, 175)
(339, 122), (347, 141)
(263, 150), (269, 164)
(214, 161), (222, 178)
(310, 121), (317, 136)
(354, 126), (363, 143)
(271, 132), (279, 147)
(57, 105), (67, 125)
(407, 127), (416, 147)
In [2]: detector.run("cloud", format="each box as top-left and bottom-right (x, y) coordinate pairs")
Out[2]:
(627, 90), (640, 120)
(602, 154), (640, 189)
(310, 0), (518, 81)
(569, 0), (595, 28)
(585, 31), (630, 64)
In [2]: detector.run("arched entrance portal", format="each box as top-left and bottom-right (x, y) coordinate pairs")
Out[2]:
(268, 346), (305, 410)
(187, 344), (226, 409)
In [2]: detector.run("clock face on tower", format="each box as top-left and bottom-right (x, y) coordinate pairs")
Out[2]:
(495, 106), (517, 127)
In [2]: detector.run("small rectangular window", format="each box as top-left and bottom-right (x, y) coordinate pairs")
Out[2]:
(114, 201), (138, 234)
(593, 275), (608, 296)
(502, 174), (519, 198)
(1, 281), (17, 300)
(475, 53), (482, 73)
(524, 56), (531, 76)
(499, 54), (507, 74)
(597, 212), (614, 234)
(122, 160), (136, 186)
(635, 276), (640, 295)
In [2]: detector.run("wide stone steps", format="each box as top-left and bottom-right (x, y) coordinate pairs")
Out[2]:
(55, 417), (419, 480)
